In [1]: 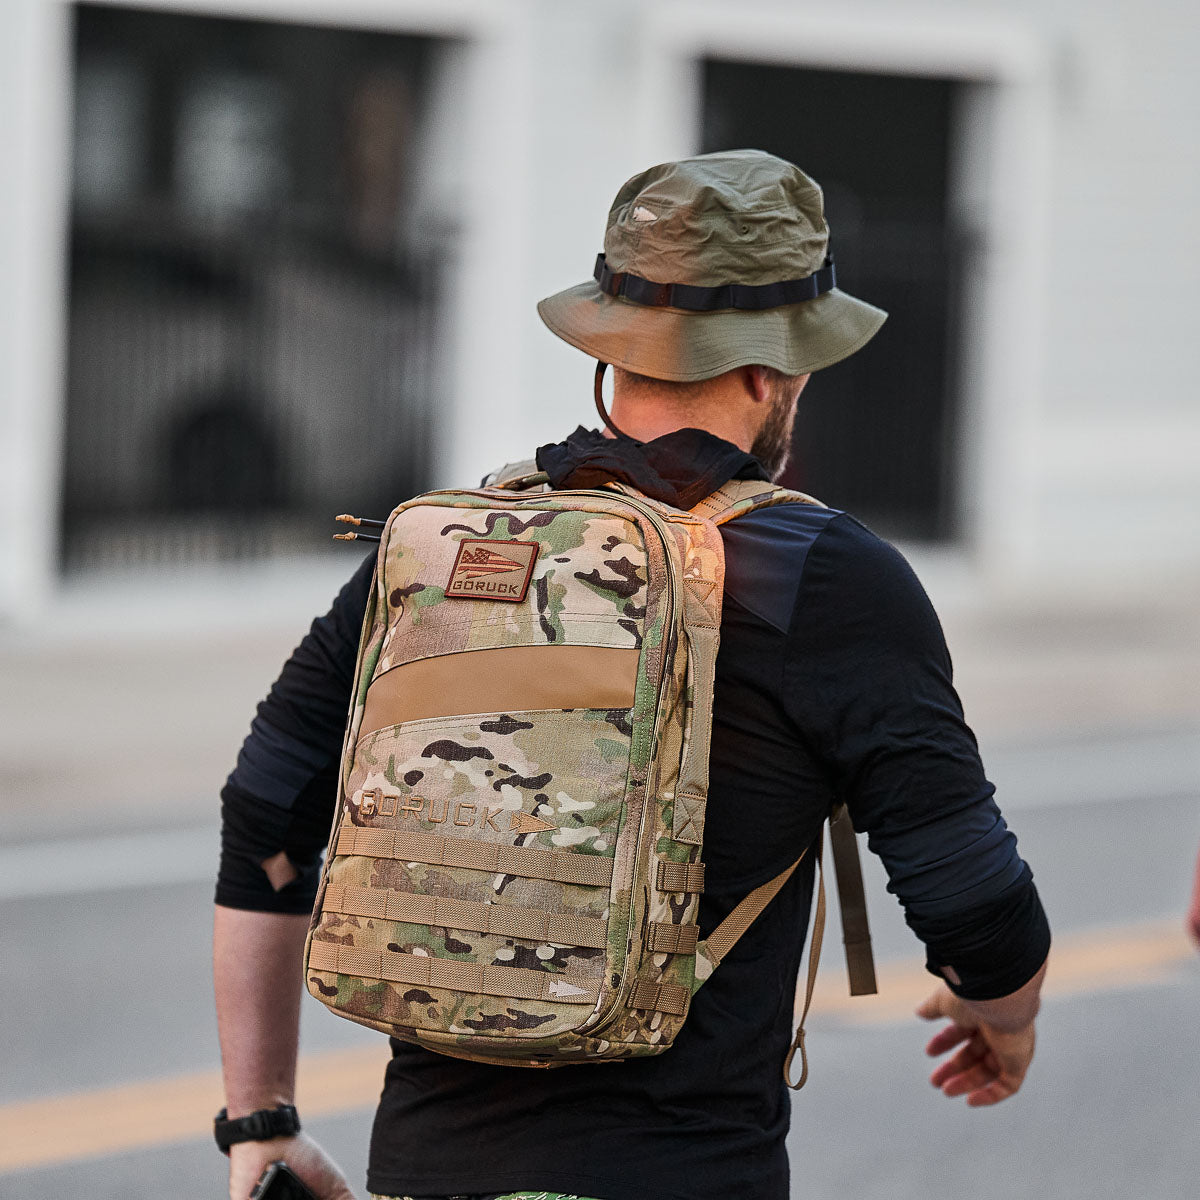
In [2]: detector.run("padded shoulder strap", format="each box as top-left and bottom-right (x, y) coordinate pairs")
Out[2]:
(690, 479), (825, 524)
(483, 459), (550, 491)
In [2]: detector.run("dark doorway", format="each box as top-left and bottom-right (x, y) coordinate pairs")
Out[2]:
(64, 5), (453, 571)
(702, 61), (965, 542)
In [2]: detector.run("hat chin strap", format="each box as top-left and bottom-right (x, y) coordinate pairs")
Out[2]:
(594, 361), (638, 442)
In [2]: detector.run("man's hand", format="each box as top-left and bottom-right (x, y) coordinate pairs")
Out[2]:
(228, 1133), (355, 1200)
(917, 984), (1037, 1107)
(1187, 846), (1200, 949)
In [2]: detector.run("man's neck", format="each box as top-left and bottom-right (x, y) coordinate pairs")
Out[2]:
(606, 381), (757, 452)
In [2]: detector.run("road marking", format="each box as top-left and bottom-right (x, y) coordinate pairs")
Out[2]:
(0, 919), (1194, 1174)
(807, 917), (1196, 1026)
(0, 1045), (387, 1174)
(0, 826), (218, 900)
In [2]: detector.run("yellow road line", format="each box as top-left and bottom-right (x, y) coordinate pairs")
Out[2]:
(1, 919), (1194, 1174)
(0, 1046), (387, 1174)
(807, 917), (1195, 1026)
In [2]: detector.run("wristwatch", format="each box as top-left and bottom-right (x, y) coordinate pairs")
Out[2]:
(213, 1104), (301, 1155)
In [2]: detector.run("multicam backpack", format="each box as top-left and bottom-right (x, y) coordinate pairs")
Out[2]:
(304, 468), (875, 1085)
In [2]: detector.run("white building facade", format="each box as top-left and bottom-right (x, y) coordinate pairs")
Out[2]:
(2, 0), (1197, 627)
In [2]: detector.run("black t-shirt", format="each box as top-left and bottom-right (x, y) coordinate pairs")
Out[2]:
(216, 432), (1049, 1200)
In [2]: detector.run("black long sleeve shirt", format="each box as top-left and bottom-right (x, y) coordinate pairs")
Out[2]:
(216, 428), (1049, 1200)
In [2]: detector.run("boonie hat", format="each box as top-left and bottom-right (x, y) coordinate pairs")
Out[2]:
(537, 148), (887, 382)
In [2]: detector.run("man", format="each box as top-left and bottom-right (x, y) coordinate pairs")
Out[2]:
(214, 149), (1050, 1200)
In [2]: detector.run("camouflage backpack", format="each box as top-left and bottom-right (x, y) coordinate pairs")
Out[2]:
(304, 467), (876, 1085)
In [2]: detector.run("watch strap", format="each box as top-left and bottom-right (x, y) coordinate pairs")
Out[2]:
(214, 1104), (301, 1154)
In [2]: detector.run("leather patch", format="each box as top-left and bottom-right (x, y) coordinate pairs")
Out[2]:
(446, 538), (538, 603)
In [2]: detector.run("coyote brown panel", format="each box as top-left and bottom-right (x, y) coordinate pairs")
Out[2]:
(359, 644), (640, 736)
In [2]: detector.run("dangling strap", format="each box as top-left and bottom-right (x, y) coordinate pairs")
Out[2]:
(829, 803), (877, 996)
(784, 834), (828, 1090)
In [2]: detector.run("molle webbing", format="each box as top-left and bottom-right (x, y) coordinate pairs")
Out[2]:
(645, 921), (699, 955)
(308, 939), (600, 1006)
(656, 860), (706, 893)
(629, 978), (689, 1015)
(323, 883), (609, 949)
(335, 825), (614, 889)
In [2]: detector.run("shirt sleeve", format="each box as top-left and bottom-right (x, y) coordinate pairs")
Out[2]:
(782, 514), (1050, 1000)
(215, 552), (375, 913)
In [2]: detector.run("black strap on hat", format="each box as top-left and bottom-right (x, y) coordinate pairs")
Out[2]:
(593, 254), (836, 311)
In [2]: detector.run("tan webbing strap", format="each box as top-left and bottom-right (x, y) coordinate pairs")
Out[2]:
(336, 825), (614, 889)
(645, 921), (700, 955)
(784, 837), (828, 1090)
(484, 459), (548, 490)
(629, 977), (689, 1016)
(689, 481), (784, 521)
(690, 480), (825, 525)
(324, 884), (609, 950)
(309, 939), (600, 1005)
(828, 803), (878, 996)
(656, 860), (706, 893)
(696, 848), (808, 969)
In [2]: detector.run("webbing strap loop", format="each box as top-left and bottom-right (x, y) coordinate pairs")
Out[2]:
(656, 860), (706, 893)
(629, 977), (689, 1016)
(645, 921), (699, 955)
(784, 835), (828, 1090)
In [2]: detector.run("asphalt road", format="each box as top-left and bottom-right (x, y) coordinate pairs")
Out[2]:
(2, 759), (1197, 1200)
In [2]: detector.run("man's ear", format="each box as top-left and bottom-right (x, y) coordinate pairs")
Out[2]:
(746, 365), (774, 405)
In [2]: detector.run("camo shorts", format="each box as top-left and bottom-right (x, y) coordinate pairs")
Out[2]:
(371, 1193), (603, 1200)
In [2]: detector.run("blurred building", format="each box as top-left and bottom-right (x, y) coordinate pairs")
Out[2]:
(2, 0), (1197, 626)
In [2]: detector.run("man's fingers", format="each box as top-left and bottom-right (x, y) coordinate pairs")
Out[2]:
(966, 1077), (1019, 1106)
(939, 1060), (997, 1097)
(929, 1037), (988, 1088)
(924, 1022), (972, 1057)
(915, 988), (950, 1021)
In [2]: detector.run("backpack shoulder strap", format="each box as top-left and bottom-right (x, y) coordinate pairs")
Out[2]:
(689, 479), (825, 524)
(688, 478), (878, 1023)
(482, 458), (550, 490)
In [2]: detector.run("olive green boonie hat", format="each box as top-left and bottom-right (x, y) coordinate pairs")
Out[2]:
(537, 148), (887, 382)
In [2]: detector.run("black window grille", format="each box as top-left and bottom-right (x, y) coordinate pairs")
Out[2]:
(702, 61), (966, 543)
(63, 5), (451, 571)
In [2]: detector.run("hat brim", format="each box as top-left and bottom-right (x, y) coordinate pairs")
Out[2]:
(537, 280), (887, 382)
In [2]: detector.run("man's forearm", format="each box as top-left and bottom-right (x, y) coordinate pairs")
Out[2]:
(213, 905), (311, 1115)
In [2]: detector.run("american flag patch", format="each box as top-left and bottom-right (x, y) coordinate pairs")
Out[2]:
(446, 538), (539, 602)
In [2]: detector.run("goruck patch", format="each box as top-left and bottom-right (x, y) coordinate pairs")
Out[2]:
(446, 538), (539, 602)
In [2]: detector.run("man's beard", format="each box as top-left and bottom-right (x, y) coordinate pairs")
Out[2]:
(749, 382), (800, 479)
